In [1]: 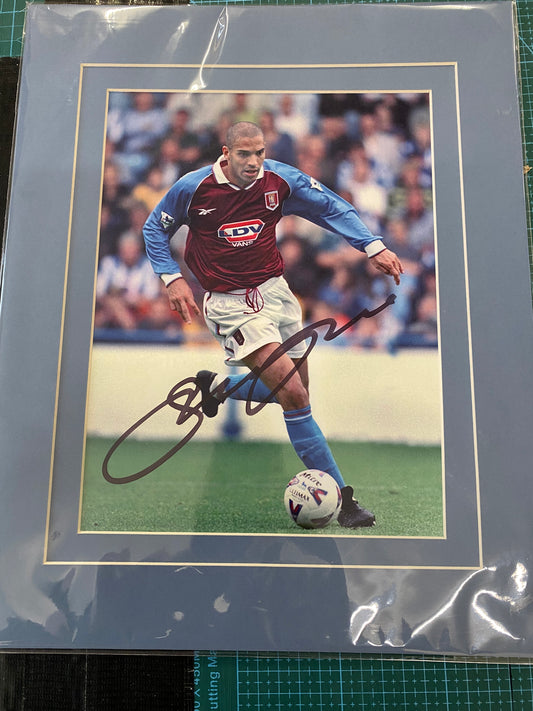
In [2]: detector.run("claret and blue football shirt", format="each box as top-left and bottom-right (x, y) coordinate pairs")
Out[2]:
(143, 155), (385, 292)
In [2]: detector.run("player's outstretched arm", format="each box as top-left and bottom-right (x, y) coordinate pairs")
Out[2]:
(166, 277), (201, 324)
(370, 248), (404, 285)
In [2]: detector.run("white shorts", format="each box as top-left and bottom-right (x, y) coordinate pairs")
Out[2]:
(203, 276), (308, 366)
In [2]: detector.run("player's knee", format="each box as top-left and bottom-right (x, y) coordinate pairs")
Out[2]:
(279, 378), (309, 411)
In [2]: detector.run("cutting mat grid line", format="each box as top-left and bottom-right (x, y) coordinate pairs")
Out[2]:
(233, 653), (533, 709)
(1, 0), (533, 708)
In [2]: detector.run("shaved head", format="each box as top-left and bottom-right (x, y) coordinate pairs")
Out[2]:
(225, 121), (263, 149)
(221, 123), (266, 188)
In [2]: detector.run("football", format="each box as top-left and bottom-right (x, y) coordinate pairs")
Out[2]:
(284, 469), (341, 529)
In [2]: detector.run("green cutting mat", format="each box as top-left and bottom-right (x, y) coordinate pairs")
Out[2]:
(0, 0), (24, 57)
(195, 651), (533, 709)
(1, 0), (533, 708)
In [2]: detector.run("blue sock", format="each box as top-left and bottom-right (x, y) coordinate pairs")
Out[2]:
(283, 405), (346, 489)
(215, 374), (278, 404)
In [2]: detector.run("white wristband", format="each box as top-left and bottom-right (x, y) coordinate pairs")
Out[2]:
(365, 240), (386, 258)
(160, 273), (183, 287)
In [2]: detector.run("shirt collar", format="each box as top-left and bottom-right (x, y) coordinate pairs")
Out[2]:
(213, 155), (265, 189)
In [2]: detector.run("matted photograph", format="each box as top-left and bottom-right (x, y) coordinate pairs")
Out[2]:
(81, 89), (442, 539)
(45, 52), (478, 572)
(1, 3), (532, 654)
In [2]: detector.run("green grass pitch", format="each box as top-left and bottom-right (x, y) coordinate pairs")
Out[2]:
(80, 437), (443, 537)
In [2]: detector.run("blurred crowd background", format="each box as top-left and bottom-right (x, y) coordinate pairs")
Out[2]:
(95, 91), (437, 351)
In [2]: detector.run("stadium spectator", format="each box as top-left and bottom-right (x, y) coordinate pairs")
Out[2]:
(107, 92), (170, 186)
(404, 105), (433, 189)
(295, 133), (330, 187)
(99, 159), (130, 257)
(414, 292), (438, 343)
(95, 232), (161, 332)
(317, 115), (353, 190)
(357, 110), (403, 190)
(120, 200), (152, 248)
(137, 294), (184, 341)
(164, 108), (203, 173)
(231, 93), (261, 125)
(154, 137), (183, 188)
(277, 231), (329, 320)
(384, 214), (420, 263)
(317, 263), (362, 317)
(132, 166), (169, 213)
(197, 110), (236, 164)
(340, 156), (388, 234)
(259, 110), (296, 165)
(404, 186), (434, 254)
(305, 299), (352, 347)
(320, 115), (353, 162)
(318, 93), (359, 130)
(101, 155), (129, 207)
(383, 215), (422, 325)
(275, 94), (314, 142)
(394, 291), (438, 348)
(388, 156), (432, 223)
(166, 93), (228, 133)
(336, 141), (368, 191)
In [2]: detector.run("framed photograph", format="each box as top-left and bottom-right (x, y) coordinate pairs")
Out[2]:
(1, 2), (532, 654)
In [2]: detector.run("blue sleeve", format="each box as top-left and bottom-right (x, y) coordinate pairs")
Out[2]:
(267, 159), (382, 253)
(143, 166), (211, 275)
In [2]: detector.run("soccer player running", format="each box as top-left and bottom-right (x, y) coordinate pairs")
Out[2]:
(143, 121), (403, 528)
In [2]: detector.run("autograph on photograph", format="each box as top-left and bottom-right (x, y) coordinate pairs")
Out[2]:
(102, 294), (396, 484)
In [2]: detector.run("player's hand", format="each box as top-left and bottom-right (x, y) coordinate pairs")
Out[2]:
(370, 248), (404, 285)
(166, 277), (201, 324)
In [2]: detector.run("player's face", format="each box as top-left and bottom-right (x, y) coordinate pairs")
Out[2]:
(222, 135), (266, 188)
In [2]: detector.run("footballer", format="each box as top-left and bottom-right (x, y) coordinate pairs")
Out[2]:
(143, 121), (403, 528)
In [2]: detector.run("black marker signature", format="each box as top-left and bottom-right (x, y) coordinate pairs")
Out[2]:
(102, 294), (396, 484)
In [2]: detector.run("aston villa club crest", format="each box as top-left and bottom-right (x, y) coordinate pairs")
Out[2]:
(265, 190), (279, 211)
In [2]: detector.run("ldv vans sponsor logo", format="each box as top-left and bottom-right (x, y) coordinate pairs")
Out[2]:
(218, 219), (264, 247)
